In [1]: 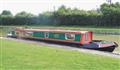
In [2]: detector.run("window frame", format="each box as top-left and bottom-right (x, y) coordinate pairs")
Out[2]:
(44, 32), (49, 38)
(65, 33), (75, 40)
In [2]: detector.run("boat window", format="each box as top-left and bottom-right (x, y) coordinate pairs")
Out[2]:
(45, 32), (49, 38)
(65, 33), (75, 40)
(26, 32), (33, 34)
(26, 32), (33, 36)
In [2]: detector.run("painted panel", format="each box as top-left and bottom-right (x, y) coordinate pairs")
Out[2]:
(32, 31), (81, 43)
(49, 32), (65, 40)
(75, 34), (81, 42)
(33, 32), (45, 38)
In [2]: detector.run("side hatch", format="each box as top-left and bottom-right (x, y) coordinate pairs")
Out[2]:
(83, 32), (92, 44)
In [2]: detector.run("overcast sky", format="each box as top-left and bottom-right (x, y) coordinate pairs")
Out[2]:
(0, 0), (120, 15)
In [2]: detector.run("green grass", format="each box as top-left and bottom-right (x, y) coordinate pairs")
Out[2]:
(0, 39), (120, 70)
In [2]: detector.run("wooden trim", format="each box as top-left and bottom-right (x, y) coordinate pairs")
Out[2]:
(80, 33), (83, 44)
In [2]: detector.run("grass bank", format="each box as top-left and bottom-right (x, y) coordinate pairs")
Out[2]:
(0, 39), (120, 70)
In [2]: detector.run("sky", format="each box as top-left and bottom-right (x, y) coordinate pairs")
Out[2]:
(0, 0), (120, 15)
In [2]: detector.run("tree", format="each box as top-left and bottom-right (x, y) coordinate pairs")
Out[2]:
(1, 10), (13, 17)
(14, 11), (35, 25)
(100, 2), (120, 26)
(0, 10), (13, 25)
(38, 11), (54, 25)
(15, 11), (34, 18)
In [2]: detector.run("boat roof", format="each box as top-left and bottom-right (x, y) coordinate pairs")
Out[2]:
(16, 28), (91, 33)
